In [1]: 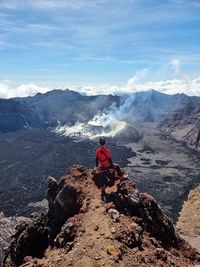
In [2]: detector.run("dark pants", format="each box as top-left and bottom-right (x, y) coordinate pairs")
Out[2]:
(98, 164), (123, 188)
(113, 164), (123, 177)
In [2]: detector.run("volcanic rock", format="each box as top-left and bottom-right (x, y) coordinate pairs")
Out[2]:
(177, 185), (200, 253)
(160, 94), (200, 150)
(0, 212), (16, 264)
(3, 165), (200, 267)
(0, 213), (30, 266)
(106, 244), (122, 257)
(108, 209), (120, 222)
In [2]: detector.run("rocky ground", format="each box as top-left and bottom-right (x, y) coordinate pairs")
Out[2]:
(0, 128), (134, 217)
(159, 92), (200, 151)
(165, 125), (200, 152)
(177, 185), (200, 253)
(125, 122), (200, 222)
(3, 165), (200, 267)
(0, 213), (18, 265)
(0, 213), (30, 266)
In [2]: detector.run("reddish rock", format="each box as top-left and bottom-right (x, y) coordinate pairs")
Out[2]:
(3, 165), (200, 267)
(107, 244), (122, 257)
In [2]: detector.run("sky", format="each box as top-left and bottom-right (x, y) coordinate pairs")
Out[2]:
(0, 0), (200, 98)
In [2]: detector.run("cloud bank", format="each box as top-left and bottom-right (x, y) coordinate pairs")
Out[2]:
(76, 77), (200, 96)
(0, 76), (200, 99)
(0, 80), (49, 99)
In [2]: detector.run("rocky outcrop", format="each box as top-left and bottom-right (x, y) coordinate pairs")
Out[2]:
(184, 127), (200, 149)
(3, 165), (200, 267)
(177, 185), (200, 253)
(163, 123), (200, 150)
(3, 168), (84, 266)
(0, 213), (17, 265)
(0, 213), (30, 266)
(160, 95), (200, 150)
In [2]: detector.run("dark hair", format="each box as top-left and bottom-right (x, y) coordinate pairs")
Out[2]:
(99, 137), (106, 145)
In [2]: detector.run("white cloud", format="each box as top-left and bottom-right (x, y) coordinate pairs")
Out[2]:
(0, 75), (200, 99)
(170, 0), (200, 9)
(127, 68), (149, 87)
(0, 0), (18, 9)
(0, 0), (103, 10)
(74, 76), (200, 96)
(170, 59), (181, 74)
(0, 80), (49, 99)
(128, 77), (200, 96)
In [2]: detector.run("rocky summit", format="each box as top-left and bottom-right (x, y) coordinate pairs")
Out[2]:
(3, 165), (200, 267)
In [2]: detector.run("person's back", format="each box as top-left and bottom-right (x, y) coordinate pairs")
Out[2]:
(96, 145), (112, 168)
(96, 137), (127, 178)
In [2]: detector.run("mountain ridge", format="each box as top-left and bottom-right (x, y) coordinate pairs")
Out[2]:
(3, 165), (200, 267)
(1, 88), (200, 135)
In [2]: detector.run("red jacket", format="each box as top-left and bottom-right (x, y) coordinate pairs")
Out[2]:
(96, 146), (112, 167)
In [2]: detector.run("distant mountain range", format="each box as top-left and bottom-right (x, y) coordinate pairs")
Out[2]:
(0, 90), (119, 132)
(1, 89), (199, 148)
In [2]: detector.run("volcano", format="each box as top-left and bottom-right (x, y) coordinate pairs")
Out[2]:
(55, 113), (142, 143)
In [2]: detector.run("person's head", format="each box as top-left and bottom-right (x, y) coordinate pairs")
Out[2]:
(99, 137), (106, 146)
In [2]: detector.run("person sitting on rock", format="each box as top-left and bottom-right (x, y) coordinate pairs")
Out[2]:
(95, 137), (127, 184)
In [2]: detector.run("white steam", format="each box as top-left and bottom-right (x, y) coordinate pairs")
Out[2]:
(55, 113), (127, 140)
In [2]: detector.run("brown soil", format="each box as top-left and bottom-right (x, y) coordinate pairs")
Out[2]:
(4, 166), (200, 267)
(177, 186), (200, 253)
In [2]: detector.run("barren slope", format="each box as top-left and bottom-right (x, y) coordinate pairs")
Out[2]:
(3, 166), (200, 267)
(177, 186), (200, 253)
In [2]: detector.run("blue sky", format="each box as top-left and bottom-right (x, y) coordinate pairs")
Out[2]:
(0, 0), (200, 97)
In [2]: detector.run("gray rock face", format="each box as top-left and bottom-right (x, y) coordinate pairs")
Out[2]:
(46, 176), (58, 210)
(140, 193), (178, 246)
(0, 213), (30, 266)
(108, 209), (120, 222)
(160, 95), (200, 150)
(48, 178), (82, 224)
(0, 212), (16, 265)
(4, 171), (83, 267)
(54, 221), (77, 248)
(4, 214), (50, 266)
